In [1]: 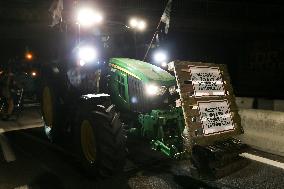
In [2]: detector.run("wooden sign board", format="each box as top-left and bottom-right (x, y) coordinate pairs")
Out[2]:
(168, 61), (243, 152)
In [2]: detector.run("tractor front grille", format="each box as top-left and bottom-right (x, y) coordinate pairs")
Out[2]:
(128, 76), (148, 112)
(128, 76), (170, 113)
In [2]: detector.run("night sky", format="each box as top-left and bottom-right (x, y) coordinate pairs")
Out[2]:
(0, 0), (284, 98)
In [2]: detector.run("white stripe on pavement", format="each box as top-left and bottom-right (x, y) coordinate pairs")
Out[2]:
(23, 103), (40, 108)
(0, 133), (16, 162)
(14, 185), (29, 189)
(241, 153), (284, 170)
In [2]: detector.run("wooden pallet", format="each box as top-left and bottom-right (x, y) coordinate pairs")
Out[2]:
(169, 61), (243, 153)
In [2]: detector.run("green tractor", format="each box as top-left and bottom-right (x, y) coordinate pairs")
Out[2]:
(107, 58), (248, 177)
(41, 1), (248, 178)
(108, 58), (185, 157)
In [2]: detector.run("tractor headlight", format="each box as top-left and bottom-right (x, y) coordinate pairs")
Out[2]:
(153, 50), (168, 68)
(78, 46), (98, 66)
(154, 51), (167, 63)
(145, 84), (167, 96)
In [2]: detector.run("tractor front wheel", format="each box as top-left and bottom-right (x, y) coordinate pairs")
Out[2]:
(74, 104), (126, 177)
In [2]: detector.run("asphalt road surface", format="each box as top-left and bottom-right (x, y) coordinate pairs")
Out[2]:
(1, 108), (284, 189)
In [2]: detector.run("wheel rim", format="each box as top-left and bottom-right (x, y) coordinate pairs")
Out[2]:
(81, 120), (97, 163)
(42, 86), (53, 127)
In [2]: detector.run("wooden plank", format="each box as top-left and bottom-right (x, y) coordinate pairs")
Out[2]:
(170, 61), (243, 153)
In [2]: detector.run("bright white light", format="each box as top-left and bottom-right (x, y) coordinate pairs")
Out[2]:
(129, 18), (146, 31)
(145, 84), (159, 96)
(137, 20), (146, 31)
(31, 71), (37, 77)
(129, 18), (138, 28)
(131, 97), (138, 103)
(161, 62), (167, 67)
(79, 59), (86, 66)
(77, 8), (103, 27)
(154, 51), (167, 63)
(78, 46), (97, 63)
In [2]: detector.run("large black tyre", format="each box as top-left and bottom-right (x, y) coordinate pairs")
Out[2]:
(74, 103), (126, 178)
(41, 80), (64, 142)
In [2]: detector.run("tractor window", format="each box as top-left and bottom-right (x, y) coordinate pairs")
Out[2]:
(118, 75), (126, 100)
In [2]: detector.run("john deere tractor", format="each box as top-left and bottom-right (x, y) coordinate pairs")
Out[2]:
(41, 1), (248, 178)
(108, 58), (185, 157)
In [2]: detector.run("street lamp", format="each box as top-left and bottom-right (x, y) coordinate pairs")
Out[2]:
(77, 8), (103, 28)
(25, 52), (33, 61)
(128, 17), (147, 58)
(76, 7), (103, 43)
(137, 20), (146, 31)
(129, 18), (147, 31)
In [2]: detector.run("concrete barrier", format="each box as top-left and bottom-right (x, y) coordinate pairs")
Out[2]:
(274, 100), (284, 112)
(235, 97), (284, 112)
(238, 109), (284, 157)
(235, 97), (254, 109)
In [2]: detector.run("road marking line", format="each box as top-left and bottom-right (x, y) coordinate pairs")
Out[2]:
(241, 152), (284, 170)
(0, 134), (16, 162)
(0, 128), (4, 133)
(14, 185), (29, 189)
(2, 124), (43, 133)
(23, 103), (40, 108)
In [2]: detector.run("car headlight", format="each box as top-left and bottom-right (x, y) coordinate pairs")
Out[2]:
(145, 84), (167, 96)
(31, 71), (37, 77)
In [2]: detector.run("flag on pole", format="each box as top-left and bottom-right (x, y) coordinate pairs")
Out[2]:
(49, 0), (64, 27)
(155, 33), (160, 46)
(161, 0), (172, 34)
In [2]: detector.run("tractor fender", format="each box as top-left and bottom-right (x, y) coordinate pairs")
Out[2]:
(78, 93), (111, 110)
(40, 62), (70, 103)
(41, 63), (61, 93)
(77, 94), (117, 120)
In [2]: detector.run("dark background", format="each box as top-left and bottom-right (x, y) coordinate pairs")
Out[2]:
(0, 0), (283, 98)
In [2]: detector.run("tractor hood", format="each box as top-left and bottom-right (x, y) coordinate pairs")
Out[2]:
(109, 58), (175, 86)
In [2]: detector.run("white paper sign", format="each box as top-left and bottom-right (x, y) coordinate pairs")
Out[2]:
(189, 66), (225, 96)
(198, 100), (234, 135)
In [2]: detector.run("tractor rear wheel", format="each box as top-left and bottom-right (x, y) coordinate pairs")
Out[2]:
(41, 81), (63, 142)
(74, 104), (126, 177)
